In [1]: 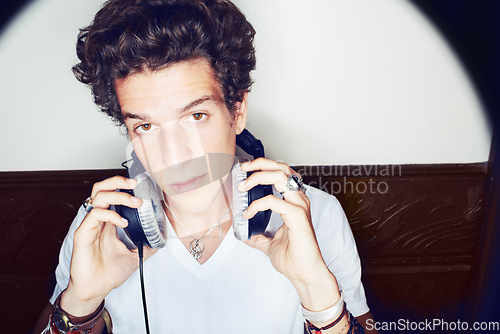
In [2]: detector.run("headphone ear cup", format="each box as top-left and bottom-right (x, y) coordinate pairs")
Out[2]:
(246, 172), (273, 237)
(115, 191), (151, 247)
(232, 163), (250, 240)
(115, 173), (167, 249)
(232, 162), (273, 240)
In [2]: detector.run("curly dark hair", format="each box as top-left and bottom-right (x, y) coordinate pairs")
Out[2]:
(73, 0), (256, 125)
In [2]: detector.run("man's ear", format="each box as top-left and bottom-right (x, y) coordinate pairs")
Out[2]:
(234, 92), (248, 135)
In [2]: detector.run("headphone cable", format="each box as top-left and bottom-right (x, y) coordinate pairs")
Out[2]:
(137, 241), (151, 334)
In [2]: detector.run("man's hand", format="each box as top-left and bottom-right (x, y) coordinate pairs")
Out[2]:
(238, 158), (340, 313)
(61, 176), (156, 316)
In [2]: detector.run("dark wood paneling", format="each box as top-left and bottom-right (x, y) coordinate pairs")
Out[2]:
(0, 164), (489, 332)
(0, 169), (126, 334)
(298, 163), (488, 324)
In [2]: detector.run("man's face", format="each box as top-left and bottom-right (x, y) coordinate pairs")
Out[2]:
(116, 58), (247, 211)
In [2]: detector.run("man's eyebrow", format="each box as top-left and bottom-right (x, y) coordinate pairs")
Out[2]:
(179, 95), (219, 115)
(122, 112), (150, 121)
(121, 95), (219, 121)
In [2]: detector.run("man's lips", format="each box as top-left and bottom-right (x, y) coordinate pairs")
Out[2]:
(166, 174), (209, 194)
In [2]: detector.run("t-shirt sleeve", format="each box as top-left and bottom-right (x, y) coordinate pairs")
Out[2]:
(49, 204), (87, 304)
(308, 186), (370, 317)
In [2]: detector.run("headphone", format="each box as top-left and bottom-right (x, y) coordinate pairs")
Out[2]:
(115, 129), (273, 249)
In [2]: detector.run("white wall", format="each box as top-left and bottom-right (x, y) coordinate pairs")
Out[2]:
(0, 0), (491, 171)
(0, 0), (127, 171)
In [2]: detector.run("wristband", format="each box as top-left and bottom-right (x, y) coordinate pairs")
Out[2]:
(50, 293), (105, 334)
(301, 289), (345, 323)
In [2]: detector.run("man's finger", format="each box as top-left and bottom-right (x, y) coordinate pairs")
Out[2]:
(91, 175), (137, 199)
(238, 170), (287, 192)
(244, 195), (308, 230)
(243, 234), (271, 256)
(241, 157), (292, 175)
(91, 191), (143, 210)
(87, 208), (128, 229)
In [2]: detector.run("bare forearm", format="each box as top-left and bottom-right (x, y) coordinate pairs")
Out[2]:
(292, 267), (340, 312)
(60, 287), (105, 317)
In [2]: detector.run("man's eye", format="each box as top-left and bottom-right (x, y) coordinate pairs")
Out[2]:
(190, 113), (207, 121)
(135, 123), (155, 134)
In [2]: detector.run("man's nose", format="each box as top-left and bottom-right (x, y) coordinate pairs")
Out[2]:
(159, 123), (201, 168)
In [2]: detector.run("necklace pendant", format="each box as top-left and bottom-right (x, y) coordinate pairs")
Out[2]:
(190, 239), (205, 260)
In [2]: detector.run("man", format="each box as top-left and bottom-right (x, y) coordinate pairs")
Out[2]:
(35, 0), (375, 333)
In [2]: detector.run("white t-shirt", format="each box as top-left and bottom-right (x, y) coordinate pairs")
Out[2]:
(50, 185), (369, 334)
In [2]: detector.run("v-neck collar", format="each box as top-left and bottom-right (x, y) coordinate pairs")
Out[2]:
(165, 215), (238, 276)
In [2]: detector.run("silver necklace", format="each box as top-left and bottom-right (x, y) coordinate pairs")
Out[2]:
(166, 204), (233, 260)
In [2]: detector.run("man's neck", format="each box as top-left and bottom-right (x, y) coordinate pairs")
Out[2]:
(164, 175), (233, 238)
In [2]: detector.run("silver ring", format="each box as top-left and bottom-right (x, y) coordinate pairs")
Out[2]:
(280, 174), (306, 195)
(83, 197), (94, 213)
